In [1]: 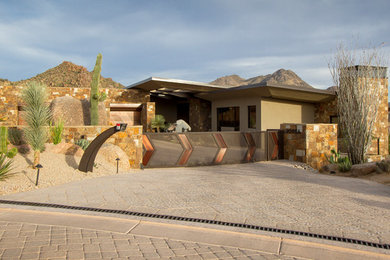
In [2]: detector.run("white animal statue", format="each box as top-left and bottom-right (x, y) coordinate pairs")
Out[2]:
(175, 119), (191, 132)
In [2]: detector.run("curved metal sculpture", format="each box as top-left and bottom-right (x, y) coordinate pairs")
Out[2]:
(78, 124), (127, 172)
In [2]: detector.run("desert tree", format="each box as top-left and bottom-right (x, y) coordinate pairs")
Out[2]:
(329, 43), (387, 164)
(21, 81), (51, 168)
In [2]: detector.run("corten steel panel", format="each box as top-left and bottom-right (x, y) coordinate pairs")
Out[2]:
(216, 132), (248, 164)
(244, 133), (256, 162)
(267, 130), (280, 160)
(213, 133), (228, 164)
(177, 134), (193, 165)
(142, 135), (154, 166)
(144, 133), (183, 167)
(186, 133), (218, 166)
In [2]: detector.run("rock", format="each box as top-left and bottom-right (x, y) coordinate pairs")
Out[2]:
(49, 141), (84, 157)
(50, 96), (85, 126)
(81, 99), (108, 126)
(350, 162), (377, 177)
(50, 96), (108, 126)
(96, 143), (130, 170)
(320, 163), (338, 173)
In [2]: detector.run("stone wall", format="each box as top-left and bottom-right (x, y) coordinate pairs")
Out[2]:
(9, 125), (143, 169)
(61, 126), (143, 169)
(0, 85), (150, 126)
(141, 102), (155, 132)
(189, 97), (211, 132)
(314, 98), (337, 124)
(281, 123), (338, 170)
(366, 78), (388, 159)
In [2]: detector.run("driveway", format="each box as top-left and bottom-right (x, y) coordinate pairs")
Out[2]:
(1, 161), (390, 245)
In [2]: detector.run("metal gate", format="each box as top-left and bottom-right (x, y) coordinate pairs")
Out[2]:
(142, 131), (267, 168)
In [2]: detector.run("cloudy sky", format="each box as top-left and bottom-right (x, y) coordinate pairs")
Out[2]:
(0, 0), (389, 89)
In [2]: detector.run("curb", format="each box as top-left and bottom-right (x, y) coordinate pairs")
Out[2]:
(0, 207), (388, 260)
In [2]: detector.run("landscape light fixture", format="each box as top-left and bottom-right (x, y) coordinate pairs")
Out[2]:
(116, 158), (120, 173)
(35, 164), (43, 186)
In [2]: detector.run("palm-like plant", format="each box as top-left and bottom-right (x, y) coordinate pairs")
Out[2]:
(151, 114), (166, 133)
(21, 82), (51, 168)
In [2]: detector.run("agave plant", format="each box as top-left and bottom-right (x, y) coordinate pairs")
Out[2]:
(21, 82), (51, 168)
(0, 153), (13, 181)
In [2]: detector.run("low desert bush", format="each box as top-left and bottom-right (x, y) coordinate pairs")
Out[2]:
(0, 127), (17, 158)
(8, 128), (25, 146)
(326, 149), (352, 172)
(17, 144), (30, 155)
(75, 139), (90, 151)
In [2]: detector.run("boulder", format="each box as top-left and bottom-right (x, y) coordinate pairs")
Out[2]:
(50, 96), (85, 126)
(350, 162), (377, 177)
(81, 100), (108, 126)
(49, 141), (84, 157)
(96, 143), (130, 170)
(320, 163), (338, 173)
(50, 96), (108, 126)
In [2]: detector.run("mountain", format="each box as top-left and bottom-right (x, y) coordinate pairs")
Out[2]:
(8, 61), (124, 88)
(210, 69), (313, 88)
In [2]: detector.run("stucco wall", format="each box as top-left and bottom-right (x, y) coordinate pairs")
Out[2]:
(211, 97), (261, 131)
(261, 99), (314, 131)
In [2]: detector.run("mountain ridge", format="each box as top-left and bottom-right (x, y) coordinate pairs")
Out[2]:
(0, 61), (124, 89)
(210, 69), (313, 88)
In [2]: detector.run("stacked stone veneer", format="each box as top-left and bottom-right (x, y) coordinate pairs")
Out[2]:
(141, 102), (155, 132)
(0, 86), (149, 126)
(189, 97), (211, 132)
(366, 77), (388, 161)
(281, 123), (338, 170)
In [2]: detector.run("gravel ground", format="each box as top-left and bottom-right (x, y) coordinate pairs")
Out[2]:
(0, 144), (134, 196)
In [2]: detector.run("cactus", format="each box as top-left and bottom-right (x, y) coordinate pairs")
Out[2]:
(0, 127), (17, 158)
(90, 53), (103, 125)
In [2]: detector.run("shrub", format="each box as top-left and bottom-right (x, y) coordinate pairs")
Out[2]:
(21, 82), (51, 167)
(0, 127), (17, 158)
(151, 114), (166, 133)
(8, 128), (25, 146)
(75, 139), (90, 151)
(50, 120), (64, 145)
(338, 157), (352, 172)
(17, 144), (30, 155)
(0, 153), (13, 181)
(326, 149), (352, 172)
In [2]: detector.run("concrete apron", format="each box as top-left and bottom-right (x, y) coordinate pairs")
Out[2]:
(0, 207), (388, 260)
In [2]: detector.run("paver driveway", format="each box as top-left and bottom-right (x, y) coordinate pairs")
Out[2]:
(1, 161), (390, 245)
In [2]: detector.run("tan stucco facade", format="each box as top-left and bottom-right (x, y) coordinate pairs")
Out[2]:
(211, 97), (261, 131)
(211, 97), (315, 132)
(260, 99), (315, 131)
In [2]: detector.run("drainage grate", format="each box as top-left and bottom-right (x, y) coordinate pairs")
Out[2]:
(0, 199), (389, 250)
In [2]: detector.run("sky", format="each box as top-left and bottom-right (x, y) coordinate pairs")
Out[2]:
(0, 0), (389, 89)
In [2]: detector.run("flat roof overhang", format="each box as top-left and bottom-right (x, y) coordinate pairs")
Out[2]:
(197, 84), (336, 103)
(126, 77), (230, 94)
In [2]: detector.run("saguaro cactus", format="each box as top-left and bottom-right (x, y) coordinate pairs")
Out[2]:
(90, 53), (102, 125)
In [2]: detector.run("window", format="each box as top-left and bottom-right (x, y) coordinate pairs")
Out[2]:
(248, 106), (256, 129)
(217, 107), (240, 131)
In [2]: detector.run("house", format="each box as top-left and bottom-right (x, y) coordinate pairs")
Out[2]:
(127, 77), (336, 132)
